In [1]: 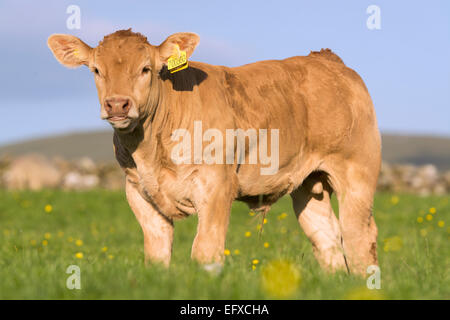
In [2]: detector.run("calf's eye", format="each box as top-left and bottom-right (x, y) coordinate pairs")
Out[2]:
(142, 66), (151, 74)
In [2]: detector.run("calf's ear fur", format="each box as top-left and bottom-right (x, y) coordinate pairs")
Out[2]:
(157, 32), (200, 70)
(47, 34), (92, 68)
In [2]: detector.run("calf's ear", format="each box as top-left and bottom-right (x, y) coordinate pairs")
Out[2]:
(157, 32), (200, 70)
(47, 34), (92, 68)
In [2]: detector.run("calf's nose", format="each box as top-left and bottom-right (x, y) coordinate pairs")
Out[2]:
(104, 96), (132, 115)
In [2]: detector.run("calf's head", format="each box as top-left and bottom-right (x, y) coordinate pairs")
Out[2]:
(48, 29), (199, 132)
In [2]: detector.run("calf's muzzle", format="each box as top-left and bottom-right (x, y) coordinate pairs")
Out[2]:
(104, 96), (132, 119)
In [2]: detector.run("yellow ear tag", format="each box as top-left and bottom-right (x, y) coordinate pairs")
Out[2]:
(167, 44), (188, 73)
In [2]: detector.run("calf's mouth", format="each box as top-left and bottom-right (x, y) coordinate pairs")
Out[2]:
(108, 115), (128, 122)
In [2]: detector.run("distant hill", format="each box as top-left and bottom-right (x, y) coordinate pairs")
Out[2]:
(0, 130), (115, 162)
(380, 134), (450, 171)
(0, 131), (449, 171)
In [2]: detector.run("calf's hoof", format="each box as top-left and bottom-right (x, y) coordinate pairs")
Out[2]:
(202, 262), (223, 275)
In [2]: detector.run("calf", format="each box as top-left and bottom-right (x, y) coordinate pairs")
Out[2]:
(48, 29), (381, 275)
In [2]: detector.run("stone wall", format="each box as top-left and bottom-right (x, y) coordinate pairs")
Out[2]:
(0, 154), (125, 190)
(1, 154), (449, 194)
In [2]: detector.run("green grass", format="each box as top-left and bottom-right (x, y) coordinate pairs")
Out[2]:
(0, 190), (448, 299)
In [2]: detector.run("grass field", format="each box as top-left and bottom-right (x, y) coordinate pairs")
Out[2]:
(0, 190), (448, 299)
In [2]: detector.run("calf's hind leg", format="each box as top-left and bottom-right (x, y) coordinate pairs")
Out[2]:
(338, 179), (378, 276)
(290, 172), (347, 272)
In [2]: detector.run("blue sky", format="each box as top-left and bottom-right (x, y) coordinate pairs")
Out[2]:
(1, 0), (449, 145)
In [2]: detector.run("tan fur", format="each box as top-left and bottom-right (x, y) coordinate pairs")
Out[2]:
(48, 29), (381, 275)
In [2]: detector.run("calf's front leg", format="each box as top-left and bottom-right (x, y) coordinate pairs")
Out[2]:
(125, 179), (174, 267)
(191, 183), (233, 265)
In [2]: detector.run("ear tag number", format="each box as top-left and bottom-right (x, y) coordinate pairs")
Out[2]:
(167, 44), (188, 73)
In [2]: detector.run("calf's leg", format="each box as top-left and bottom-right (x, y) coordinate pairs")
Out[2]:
(191, 184), (233, 266)
(125, 179), (174, 267)
(338, 182), (378, 276)
(291, 172), (348, 272)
